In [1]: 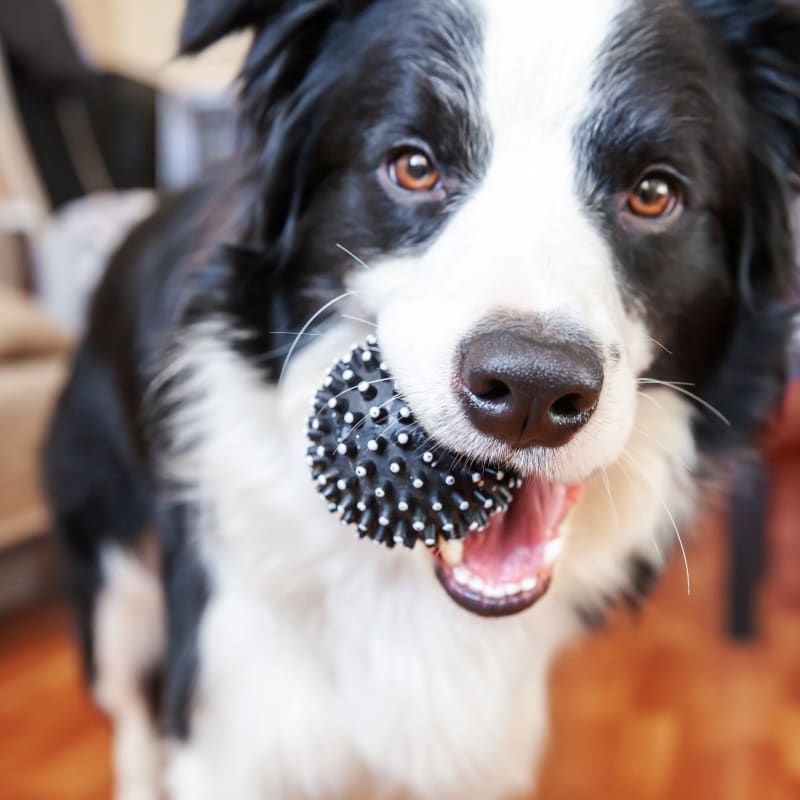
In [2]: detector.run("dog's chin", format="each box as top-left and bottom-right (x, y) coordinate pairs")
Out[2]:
(432, 480), (583, 618)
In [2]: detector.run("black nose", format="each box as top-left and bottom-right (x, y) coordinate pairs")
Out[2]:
(458, 329), (604, 449)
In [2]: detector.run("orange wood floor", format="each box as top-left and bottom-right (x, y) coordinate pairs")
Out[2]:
(0, 455), (798, 800)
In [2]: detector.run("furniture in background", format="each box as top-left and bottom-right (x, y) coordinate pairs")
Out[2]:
(0, 0), (156, 210)
(0, 284), (70, 611)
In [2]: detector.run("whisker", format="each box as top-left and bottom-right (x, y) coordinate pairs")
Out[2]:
(648, 337), (673, 356)
(599, 467), (620, 533)
(279, 290), (358, 384)
(336, 243), (371, 271)
(269, 331), (324, 337)
(341, 314), (378, 329)
(638, 379), (731, 427)
(313, 378), (395, 418)
(637, 390), (670, 417)
(614, 459), (663, 560)
(346, 393), (402, 438)
(621, 451), (690, 595)
(638, 378), (694, 387)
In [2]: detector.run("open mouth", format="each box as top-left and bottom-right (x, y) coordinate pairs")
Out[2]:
(434, 481), (583, 617)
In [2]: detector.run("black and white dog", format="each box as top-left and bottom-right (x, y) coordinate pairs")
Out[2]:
(44, 1), (799, 798)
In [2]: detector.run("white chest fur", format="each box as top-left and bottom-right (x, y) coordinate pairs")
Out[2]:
(162, 323), (696, 800)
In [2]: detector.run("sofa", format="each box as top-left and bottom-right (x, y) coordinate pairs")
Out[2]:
(0, 280), (69, 608)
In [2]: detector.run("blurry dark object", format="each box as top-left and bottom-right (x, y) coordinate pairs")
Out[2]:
(727, 454), (769, 639)
(0, 0), (157, 208)
(728, 331), (800, 639)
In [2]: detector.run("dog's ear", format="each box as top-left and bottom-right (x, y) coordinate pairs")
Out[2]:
(180, 0), (275, 53)
(691, 0), (800, 297)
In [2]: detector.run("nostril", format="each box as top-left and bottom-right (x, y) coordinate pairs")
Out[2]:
(475, 378), (512, 402)
(466, 374), (513, 402)
(549, 392), (597, 421)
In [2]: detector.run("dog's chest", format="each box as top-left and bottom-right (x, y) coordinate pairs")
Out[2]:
(188, 552), (572, 800)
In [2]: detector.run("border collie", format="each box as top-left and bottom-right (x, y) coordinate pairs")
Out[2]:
(44, 1), (799, 798)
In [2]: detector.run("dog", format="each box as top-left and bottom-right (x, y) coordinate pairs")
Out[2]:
(43, 1), (799, 798)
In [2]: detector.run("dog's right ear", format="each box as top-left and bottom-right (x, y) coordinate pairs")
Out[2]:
(180, 0), (272, 54)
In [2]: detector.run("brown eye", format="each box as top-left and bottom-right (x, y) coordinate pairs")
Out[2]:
(627, 173), (681, 218)
(390, 150), (441, 192)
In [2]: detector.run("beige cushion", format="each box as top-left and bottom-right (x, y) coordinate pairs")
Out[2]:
(0, 285), (70, 361)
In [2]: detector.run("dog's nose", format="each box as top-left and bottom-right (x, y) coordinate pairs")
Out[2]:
(458, 329), (603, 449)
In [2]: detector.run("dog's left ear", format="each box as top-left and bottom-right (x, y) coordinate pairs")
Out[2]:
(180, 0), (279, 53)
(691, 0), (800, 297)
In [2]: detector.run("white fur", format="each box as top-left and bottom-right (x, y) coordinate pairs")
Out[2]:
(94, 546), (165, 800)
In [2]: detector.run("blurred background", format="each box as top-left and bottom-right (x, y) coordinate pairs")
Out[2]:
(0, 1), (798, 799)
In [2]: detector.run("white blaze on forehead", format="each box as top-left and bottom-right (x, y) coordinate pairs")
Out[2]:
(447, 0), (631, 315)
(359, 0), (634, 340)
(476, 0), (628, 136)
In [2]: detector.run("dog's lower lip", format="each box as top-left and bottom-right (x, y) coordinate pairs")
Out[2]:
(434, 560), (552, 618)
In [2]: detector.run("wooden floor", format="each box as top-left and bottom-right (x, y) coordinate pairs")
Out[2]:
(0, 456), (798, 800)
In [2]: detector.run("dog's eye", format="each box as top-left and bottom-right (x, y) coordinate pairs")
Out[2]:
(389, 150), (441, 192)
(627, 173), (681, 218)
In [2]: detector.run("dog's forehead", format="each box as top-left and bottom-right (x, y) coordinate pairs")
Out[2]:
(472, 0), (628, 133)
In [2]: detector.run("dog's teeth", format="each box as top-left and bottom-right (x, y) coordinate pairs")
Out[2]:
(468, 576), (485, 593)
(521, 577), (537, 592)
(453, 566), (470, 586)
(438, 537), (464, 567)
(485, 584), (505, 599)
(544, 538), (564, 565)
(504, 582), (522, 597)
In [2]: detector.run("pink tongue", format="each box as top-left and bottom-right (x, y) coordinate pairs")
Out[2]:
(461, 481), (581, 583)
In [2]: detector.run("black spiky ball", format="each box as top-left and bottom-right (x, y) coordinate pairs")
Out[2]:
(306, 336), (520, 549)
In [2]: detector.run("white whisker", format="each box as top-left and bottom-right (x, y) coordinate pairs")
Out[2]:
(637, 390), (670, 417)
(279, 290), (358, 384)
(336, 243), (371, 270)
(314, 378), (395, 418)
(614, 459), (663, 560)
(598, 467), (620, 533)
(621, 451), (690, 595)
(346, 393), (402, 438)
(341, 314), (378, 329)
(638, 379), (731, 427)
(648, 337), (673, 356)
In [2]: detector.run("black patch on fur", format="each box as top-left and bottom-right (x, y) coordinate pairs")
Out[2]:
(574, 554), (664, 630)
(626, 555), (661, 608)
(177, 0), (489, 378)
(42, 343), (154, 679)
(158, 501), (209, 741)
(576, 0), (799, 457)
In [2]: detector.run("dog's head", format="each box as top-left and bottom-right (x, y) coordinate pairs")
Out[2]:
(181, 0), (799, 615)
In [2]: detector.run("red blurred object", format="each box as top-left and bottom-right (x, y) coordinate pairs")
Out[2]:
(766, 373), (800, 608)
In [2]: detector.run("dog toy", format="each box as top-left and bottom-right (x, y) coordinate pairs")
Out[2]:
(307, 336), (520, 549)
